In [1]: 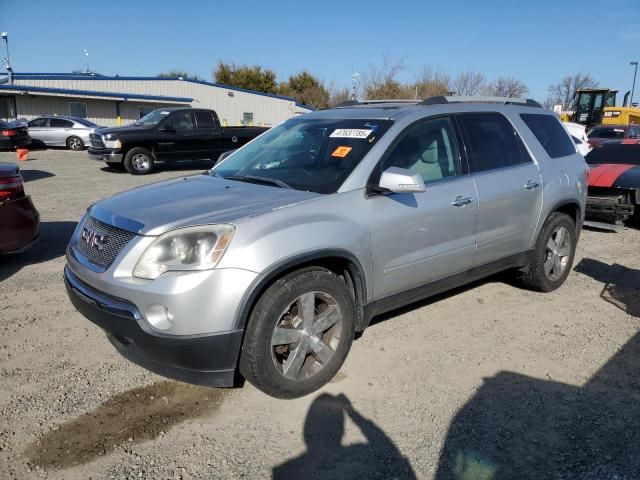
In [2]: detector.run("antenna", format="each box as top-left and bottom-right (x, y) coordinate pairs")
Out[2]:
(84, 49), (90, 73)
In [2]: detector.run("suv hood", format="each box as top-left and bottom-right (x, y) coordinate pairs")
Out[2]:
(89, 174), (321, 236)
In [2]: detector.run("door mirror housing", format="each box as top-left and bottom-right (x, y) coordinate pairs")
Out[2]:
(377, 167), (425, 194)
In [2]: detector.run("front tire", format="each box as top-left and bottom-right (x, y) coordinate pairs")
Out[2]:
(239, 267), (355, 399)
(518, 212), (577, 292)
(66, 136), (84, 151)
(124, 147), (155, 175)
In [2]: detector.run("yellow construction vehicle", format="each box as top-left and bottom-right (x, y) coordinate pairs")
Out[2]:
(570, 88), (640, 128)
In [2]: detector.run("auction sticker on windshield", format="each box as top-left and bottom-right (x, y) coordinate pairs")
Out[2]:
(331, 146), (353, 158)
(329, 129), (373, 139)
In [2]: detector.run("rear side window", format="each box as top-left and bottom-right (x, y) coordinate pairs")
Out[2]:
(194, 111), (217, 129)
(28, 118), (48, 128)
(459, 113), (526, 172)
(521, 114), (576, 158)
(50, 118), (73, 128)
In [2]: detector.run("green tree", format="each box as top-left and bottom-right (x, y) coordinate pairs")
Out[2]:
(157, 70), (203, 81)
(279, 71), (330, 109)
(213, 61), (278, 94)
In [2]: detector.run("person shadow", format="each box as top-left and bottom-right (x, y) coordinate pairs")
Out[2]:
(435, 260), (640, 479)
(273, 394), (416, 480)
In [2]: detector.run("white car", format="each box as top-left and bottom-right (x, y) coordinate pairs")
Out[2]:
(27, 116), (104, 151)
(563, 122), (591, 157)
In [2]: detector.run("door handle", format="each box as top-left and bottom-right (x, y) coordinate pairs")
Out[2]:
(525, 180), (540, 190)
(452, 195), (474, 207)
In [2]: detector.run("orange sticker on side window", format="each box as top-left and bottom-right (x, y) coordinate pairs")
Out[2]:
(331, 146), (353, 158)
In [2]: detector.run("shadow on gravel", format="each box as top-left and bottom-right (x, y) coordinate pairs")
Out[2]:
(0, 221), (77, 282)
(26, 381), (226, 470)
(274, 393), (416, 480)
(20, 169), (55, 182)
(436, 332), (640, 478)
(100, 160), (215, 175)
(574, 258), (640, 317)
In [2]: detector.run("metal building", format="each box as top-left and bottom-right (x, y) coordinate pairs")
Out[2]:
(0, 72), (312, 127)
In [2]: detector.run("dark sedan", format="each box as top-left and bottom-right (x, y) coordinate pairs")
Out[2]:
(0, 120), (31, 150)
(0, 163), (39, 253)
(587, 124), (640, 148)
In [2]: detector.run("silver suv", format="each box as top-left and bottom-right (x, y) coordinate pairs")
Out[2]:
(64, 97), (588, 398)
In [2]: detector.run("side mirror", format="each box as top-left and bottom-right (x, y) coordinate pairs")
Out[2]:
(378, 167), (425, 194)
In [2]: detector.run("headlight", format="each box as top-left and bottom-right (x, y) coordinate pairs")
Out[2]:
(102, 137), (121, 149)
(133, 225), (234, 280)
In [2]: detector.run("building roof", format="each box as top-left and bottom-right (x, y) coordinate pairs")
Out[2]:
(11, 72), (314, 110)
(0, 84), (193, 104)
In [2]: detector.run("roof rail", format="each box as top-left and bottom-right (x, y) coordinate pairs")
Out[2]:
(332, 99), (420, 108)
(421, 96), (542, 108)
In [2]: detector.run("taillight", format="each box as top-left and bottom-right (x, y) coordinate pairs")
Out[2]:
(1, 129), (17, 137)
(0, 175), (24, 200)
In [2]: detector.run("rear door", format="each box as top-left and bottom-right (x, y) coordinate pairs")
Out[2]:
(193, 110), (224, 160)
(49, 118), (75, 146)
(458, 113), (543, 267)
(369, 116), (478, 299)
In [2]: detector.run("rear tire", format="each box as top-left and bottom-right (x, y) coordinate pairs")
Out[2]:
(124, 147), (155, 175)
(66, 136), (84, 151)
(517, 212), (576, 292)
(239, 267), (355, 399)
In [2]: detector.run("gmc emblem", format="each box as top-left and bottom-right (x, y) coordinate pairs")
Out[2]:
(81, 227), (109, 251)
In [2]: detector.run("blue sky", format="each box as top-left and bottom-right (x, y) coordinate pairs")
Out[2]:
(2, 0), (640, 102)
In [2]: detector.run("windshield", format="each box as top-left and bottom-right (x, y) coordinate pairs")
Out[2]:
(585, 142), (640, 165)
(135, 109), (171, 126)
(212, 117), (393, 193)
(588, 126), (625, 139)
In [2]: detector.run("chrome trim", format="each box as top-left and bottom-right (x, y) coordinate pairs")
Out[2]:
(64, 266), (142, 320)
(87, 151), (123, 162)
(88, 205), (145, 234)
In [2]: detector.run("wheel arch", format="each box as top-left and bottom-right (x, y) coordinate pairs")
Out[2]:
(233, 249), (368, 333)
(549, 200), (582, 229)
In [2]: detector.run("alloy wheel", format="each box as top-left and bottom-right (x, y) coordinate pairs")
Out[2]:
(131, 153), (150, 171)
(544, 226), (571, 281)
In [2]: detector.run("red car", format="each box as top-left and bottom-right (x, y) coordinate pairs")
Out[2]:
(585, 140), (640, 226)
(0, 163), (39, 253)
(587, 124), (640, 148)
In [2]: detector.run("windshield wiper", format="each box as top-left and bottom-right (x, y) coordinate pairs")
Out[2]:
(223, 175), (292, 189)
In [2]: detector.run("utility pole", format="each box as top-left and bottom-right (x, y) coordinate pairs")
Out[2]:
(1, 32), (12, 83)
(630, 61), (638, 106)
(351, 72), (359, 101)
(84, 49), (90, 74)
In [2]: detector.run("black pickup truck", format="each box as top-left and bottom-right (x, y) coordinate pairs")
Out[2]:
(88, 108), (268, 175)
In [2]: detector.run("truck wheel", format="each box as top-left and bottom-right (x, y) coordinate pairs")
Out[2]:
(240, 267), (355, 399)
(124, 147), (155, 175)
(517, 212), (576, 292)
(66, 136), (84, 151)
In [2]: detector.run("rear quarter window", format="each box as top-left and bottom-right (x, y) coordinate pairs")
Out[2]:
(520, 114), (576, 159)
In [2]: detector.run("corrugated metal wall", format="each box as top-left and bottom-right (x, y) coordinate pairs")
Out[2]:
(13, 77), (310, 126)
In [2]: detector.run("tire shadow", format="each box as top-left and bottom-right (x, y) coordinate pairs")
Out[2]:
(0, 221), (77, 282)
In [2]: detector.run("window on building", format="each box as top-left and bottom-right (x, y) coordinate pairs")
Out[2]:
(243, 112), (254, 126)
(50, 118), (74, 128)
(0, 96), (16, 120)
(139, 106), (156, 119)
(520, 114), (576, 158)
(459, 113), (527, 172)
(194, 111), (217, 129)
(69, 102), (87, 118)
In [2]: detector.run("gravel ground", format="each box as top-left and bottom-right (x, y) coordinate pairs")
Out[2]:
(0, 149), (639, 480)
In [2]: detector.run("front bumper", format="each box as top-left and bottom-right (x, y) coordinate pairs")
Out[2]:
(88, 147), (123, 162)
(64, 266), (244, 387)
(586, 191), (635, 224)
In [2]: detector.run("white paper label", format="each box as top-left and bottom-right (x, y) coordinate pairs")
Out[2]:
(329, 129), (373, 139)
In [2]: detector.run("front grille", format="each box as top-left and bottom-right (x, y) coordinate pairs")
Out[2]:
(75, 216), (136, 268)
(90, 134), (105, 148)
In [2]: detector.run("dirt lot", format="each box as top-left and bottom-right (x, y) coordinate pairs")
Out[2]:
(1, 149), (639, 479)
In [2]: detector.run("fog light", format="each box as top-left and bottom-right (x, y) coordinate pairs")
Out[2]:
(145, 304), (174, 330)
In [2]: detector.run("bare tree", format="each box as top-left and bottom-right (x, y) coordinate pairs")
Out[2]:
(361, 54), (407, 99)
(451, 70), (486, 96)
(414, 66), (451, 99)
(484, 76), (529, 98)
(329, 86), (351, 106)
(546, 73), (598, 111)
